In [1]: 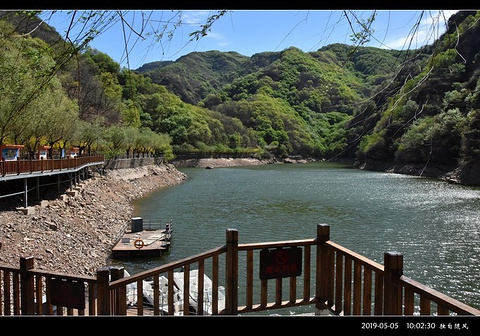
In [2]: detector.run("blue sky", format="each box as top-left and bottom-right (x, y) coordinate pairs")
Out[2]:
(41, 10), (459, 69)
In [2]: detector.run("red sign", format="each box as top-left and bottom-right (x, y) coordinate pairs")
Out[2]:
(49, 278), (85, 310)
(259, 247), (302, 280)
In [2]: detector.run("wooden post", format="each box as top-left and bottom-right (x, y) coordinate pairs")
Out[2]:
(109, 267), (124, 281)
(316, 224), (332, 314)
(20, 257), (35, 315)
(23, 179), (28, 208)
(384, 251), (403, 315)
(96, 267), (110, 315)
(225, 229), (238, 315)
(110, 267), (125, 315)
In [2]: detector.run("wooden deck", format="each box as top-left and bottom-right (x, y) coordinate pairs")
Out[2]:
(112, 227), (172, 258)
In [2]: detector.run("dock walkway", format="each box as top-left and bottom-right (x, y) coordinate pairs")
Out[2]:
(0, 156), (104, 181)
(112, 218), (172, 258)
(0, 156), (104, 208)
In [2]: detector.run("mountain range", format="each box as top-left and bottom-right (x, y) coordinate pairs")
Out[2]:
(2, 10), (480, 185)
(134, 11), (480, 185)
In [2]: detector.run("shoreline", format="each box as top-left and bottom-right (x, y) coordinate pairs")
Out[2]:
(171, 156), (322, 168)
(172, 157), (270, 168)
(0, 163), (186, 276)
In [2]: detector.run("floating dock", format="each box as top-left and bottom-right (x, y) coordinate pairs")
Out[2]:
(112, 217), (172, 258)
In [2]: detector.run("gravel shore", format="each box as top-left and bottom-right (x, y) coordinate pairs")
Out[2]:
(0, 163), (186, 276)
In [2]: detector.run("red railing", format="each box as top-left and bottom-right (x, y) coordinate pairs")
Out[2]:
(0, 156), (104, 177)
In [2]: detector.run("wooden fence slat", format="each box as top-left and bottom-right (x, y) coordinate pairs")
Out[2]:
(327, 246), (335, 308)
(335, 252), (344, 315)
(117, 284), (127, 315)
(303, 245), (311, 301)
(35, 275), (43, 314)
(0, 270), (3, 315)
(260, 279), (267, 307)
(136, 279), (143, 315)
(289, 277), (296, 303)
(45, 276), (52, 315)
(4, 270), (11, 315)
(420, 296), (431, 315)
(363, 267), (372, 315)
(275, 278), (282, 306)
(316, 224), (330, 310)
(438, 304), (450, 315)
(374, 272), (383, 315)
(183, 264), (190, 315)
(344, 257), (352, 315)
(225, 229), (238, 314)
(246, 250), (253, 309)
(88, 284), (96, 316)
(168, 270), (174, 315)
(404, 287), (415, 315)
(198, 260), (205, 315)
(353, 261), (362, 315)
(56, 305), (64, 315)
(212, 255), (219, 314)
(13, 272), (20, 315)
(153, 275), (160, 315)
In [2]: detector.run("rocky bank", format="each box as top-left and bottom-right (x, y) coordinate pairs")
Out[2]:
(172, 157), (270, 168)
(0, 163), (186, 276)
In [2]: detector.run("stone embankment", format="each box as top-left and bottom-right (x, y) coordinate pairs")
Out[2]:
(172, 157), (270, 168)
(0, 163), (186, 276)
(172, 156), (312, 168)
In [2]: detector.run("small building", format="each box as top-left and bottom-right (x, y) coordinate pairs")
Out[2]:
(38, 145), (51, 160)
(69, 147), (79, 158)
(0, 144), (24, 161)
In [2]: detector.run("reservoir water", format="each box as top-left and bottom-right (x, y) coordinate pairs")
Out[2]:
(112, 162), (480, 310)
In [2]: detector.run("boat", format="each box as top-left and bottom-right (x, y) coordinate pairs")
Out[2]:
(127, 269), (225, 315)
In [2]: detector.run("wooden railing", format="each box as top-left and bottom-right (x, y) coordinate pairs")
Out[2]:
(1, 224), (479, 316)
(0, 257), (110, 315)
(0, 156), (104, 177)
(318, 239), (480, 315)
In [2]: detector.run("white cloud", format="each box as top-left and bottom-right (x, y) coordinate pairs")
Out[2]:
(383, 10), (459, 50)
(180, 10), (212, 25)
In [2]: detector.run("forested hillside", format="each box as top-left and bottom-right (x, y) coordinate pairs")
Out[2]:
(2, 11), (480, 185)
(137, 11), (480, 185)
(353, 11), (480, 185)
(0, 11), (258, 161)
(137, 45), (419, 158)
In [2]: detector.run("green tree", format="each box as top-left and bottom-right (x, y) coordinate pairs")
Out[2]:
(0, 20), (57, 144)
